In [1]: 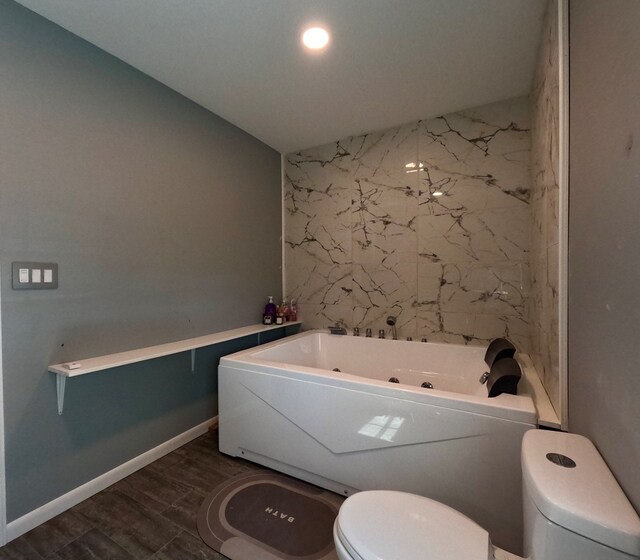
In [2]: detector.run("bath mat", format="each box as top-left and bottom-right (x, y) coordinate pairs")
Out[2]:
(197, 470), (344, 560)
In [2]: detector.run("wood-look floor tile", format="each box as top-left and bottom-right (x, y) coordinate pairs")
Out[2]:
(161, 489), (206, 537)
(153, 531), (226, 560)
(151, 456), (228, 495)
(148, 447), (185, 470)
(3, 431), (268, 560)
(54, 529), (136, 560)
(181, 433), (217, 452)
(105, 479), (167, 513)
(210, 453), (260, 479)
(75, 490), (180, 559)
(111, 467), (192, 512)
(175, 437), (221, 463)
(174, 442), (256, 479)
(69, 494), (99, 515)
(22, 510), (91, 558)
(0, 536), (44, 560)
(145, 451), (184, 474)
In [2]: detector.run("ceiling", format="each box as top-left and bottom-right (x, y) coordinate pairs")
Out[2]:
(16, 0), (547, 153)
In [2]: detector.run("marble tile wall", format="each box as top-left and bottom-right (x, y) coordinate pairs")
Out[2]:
(529, 0), (561, 413)
(284, 97), (532, 349)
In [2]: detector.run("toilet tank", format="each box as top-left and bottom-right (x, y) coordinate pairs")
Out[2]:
(521, 430), (640, 560)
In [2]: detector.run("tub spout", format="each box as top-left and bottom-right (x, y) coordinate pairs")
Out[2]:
(386, 316), (397, 340)
(329, 323), (347, 335)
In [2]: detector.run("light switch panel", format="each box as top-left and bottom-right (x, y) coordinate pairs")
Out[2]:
(12, 262), (58, 290)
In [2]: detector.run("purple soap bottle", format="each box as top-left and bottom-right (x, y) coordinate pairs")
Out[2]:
(264, 296), (277, 325)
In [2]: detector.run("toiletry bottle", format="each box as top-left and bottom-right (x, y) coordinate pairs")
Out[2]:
(290, 300), (298, 322)
(263, 296), (277, 325)
(281, 298), (290, 322)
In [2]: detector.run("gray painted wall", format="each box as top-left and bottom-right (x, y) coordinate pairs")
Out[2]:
(0, 0), (282, 521)
(569, 0), (640, 511)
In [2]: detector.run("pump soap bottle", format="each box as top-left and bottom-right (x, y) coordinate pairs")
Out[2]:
(263, 296), (277, 325)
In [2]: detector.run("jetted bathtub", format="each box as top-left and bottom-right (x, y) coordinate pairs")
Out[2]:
(218, 330), (538, 554)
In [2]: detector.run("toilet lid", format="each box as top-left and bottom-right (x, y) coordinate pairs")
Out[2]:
(336, 491), (490, 560)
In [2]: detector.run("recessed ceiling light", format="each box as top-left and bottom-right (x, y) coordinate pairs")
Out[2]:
(302, 27), (330, 50)
(432, 191), (444, 197)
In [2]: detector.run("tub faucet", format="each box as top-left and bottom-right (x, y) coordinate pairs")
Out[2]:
(386, 316), (397, 340)
(378, 329), (386, 339)
(353, 327), (360, 336)
(329, 323), (347, 335)
(365, 328), (372, 338)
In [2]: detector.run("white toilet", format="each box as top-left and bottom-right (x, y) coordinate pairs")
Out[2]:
(334, 430), (640, 560)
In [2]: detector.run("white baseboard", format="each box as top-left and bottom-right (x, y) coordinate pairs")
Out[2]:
(5, 416), (218, 543)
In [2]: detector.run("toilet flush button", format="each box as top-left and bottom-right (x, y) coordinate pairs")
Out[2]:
(546, 453), (577, 468)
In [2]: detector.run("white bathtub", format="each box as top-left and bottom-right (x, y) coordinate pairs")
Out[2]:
(218, 330), (538, 554)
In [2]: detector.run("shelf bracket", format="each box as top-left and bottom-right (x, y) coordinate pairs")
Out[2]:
(56, 374), (66, 415)
(191, 349), (196, 373)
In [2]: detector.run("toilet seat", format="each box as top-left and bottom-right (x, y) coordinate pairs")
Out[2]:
(335, 491), (491, 560)
(334, 522), (365, 560)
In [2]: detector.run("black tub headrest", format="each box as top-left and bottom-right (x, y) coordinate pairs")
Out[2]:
(484, 338), (516, 368)
(486, 357), (522, 398)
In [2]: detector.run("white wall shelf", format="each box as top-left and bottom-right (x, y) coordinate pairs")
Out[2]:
(48, 321), (301, 414)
